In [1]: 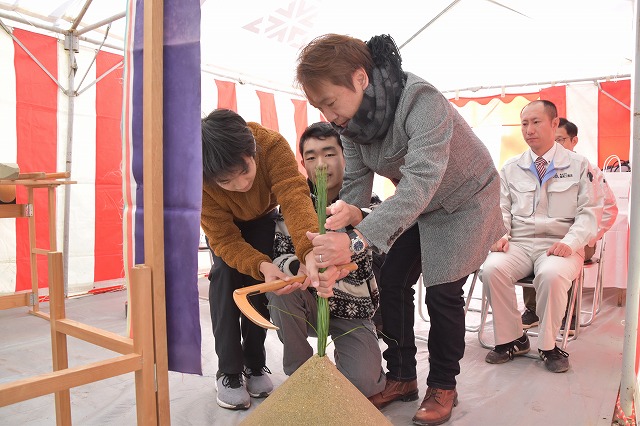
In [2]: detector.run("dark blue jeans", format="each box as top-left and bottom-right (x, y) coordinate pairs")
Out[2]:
(208, 211), (277, 374)
(380, 223), (467, 390)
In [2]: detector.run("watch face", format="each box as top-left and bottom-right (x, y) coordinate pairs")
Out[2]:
(348, 230), (365, 254)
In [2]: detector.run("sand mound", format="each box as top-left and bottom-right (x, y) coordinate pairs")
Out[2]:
(240, 355), (391, 425)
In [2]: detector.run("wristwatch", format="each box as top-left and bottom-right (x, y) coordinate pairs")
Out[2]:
(347, 229), (366, 254)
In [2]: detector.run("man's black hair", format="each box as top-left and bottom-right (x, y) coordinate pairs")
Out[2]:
(523, 99), (558, 120)
(558, 117), (578, 138)
(299, 121), (343, 156)
(202, 109), (256, 183)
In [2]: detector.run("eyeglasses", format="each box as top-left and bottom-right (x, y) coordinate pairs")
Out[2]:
(554, 137), (571, 143)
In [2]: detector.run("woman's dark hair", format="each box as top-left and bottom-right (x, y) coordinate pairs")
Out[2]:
(296, 33), (374, 97)
(298, 122), (343, 155)
(201, 109), (256, 183)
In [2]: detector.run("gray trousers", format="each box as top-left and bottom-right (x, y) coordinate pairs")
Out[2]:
(266, 290), (386, 397)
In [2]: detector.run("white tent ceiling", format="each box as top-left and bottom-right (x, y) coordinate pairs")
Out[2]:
(199, 0), (635, 95)
(0, 0), (634, 96)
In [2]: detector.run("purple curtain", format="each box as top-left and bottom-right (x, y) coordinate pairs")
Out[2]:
(128, 0), (202, 375)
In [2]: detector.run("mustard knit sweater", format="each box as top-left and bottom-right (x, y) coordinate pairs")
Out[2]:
(201, 122), (319, 281)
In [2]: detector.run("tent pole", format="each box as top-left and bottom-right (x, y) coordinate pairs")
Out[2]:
(62, 32), (78, 297)
(398, 0), (461, 50)
(70, 0), (93, 31)
(619, 0), (640, 419)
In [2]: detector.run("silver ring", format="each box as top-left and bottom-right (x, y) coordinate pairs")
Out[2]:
(319, 254), (323, 263)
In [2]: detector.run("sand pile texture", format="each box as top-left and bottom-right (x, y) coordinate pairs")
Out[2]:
(240, 355), (392, 425)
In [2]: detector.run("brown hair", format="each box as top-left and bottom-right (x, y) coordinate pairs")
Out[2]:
(295, 34), (374, 97)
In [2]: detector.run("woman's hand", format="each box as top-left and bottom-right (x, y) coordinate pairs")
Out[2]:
(306, 231), (352, 268)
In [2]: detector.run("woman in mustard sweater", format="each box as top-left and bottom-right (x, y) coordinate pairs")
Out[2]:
(201, 109), (331, 410)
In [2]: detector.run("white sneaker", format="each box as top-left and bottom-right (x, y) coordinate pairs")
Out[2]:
(244, 366), (273, 398)
(215, 371), (250, 410)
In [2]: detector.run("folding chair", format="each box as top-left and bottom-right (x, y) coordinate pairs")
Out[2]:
(477, 267), (583, 351)
(416, 275), (428, 342)
(579, 235), (606, 327)
(416, 269), (483, 341)
(199, 230), (214, 272)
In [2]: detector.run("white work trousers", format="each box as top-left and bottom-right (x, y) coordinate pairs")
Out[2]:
(481, 242), (583, 351)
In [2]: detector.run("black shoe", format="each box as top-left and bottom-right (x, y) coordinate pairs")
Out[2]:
(485, 333), (530, 364)
(560, 315), (577, 336)
(539, 346), (570, 373)
(521, 308), (539, 329)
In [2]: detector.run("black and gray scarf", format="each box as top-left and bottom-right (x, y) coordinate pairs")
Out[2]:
(332, 34), (406, 145)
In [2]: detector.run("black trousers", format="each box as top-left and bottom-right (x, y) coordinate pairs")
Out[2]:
(380, 223), (467, 389)
(208, 211), (276, 374)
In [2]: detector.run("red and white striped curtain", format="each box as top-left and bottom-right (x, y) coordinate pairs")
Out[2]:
(2, 28), (631, 296)
(201, 74), (324, 173)
(450, 81), (631, 170)
(0, 29), (124, 295)
(1, 28), (324, 295)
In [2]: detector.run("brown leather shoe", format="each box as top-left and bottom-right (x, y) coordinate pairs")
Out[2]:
(368, 378), (419, 409)
(412, 387), (458, 426)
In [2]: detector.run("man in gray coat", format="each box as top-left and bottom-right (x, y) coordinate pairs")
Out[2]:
(296, 33), (505, 425)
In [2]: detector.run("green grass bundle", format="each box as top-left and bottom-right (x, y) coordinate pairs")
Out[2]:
(314, 164), (329, 357)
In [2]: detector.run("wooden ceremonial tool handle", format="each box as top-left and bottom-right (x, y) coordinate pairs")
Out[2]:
(234, 262), (357, 330)
(234, 262), (358, 297)
(44, 172), (71, 179)
(16, 172), (46, 180)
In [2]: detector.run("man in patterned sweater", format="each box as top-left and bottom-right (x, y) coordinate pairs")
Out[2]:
(267, 122), (386, 397)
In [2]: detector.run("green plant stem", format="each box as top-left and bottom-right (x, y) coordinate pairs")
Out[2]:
(314, 165), (329, 357)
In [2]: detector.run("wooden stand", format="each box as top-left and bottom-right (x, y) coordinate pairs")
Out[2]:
(0, 252), (157, 425)
(0, 0), (172, 423)
(0, 174), (160, 423)
(0, 172), (75, 317)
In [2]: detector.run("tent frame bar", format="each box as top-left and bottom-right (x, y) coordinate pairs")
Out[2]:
(0, 10), (123, 51)
(70, 0), (93, 32)
(76, 12), (125, 36)
(0, 19), (66, 92)
(442, 74), (631, 96)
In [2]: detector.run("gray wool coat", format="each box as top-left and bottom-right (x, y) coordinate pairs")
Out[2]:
(340, 72), (506, 287)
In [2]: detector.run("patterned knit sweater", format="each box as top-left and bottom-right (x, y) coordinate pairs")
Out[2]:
(273, 183), (381, 320)
(201, 122), (319, 281)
